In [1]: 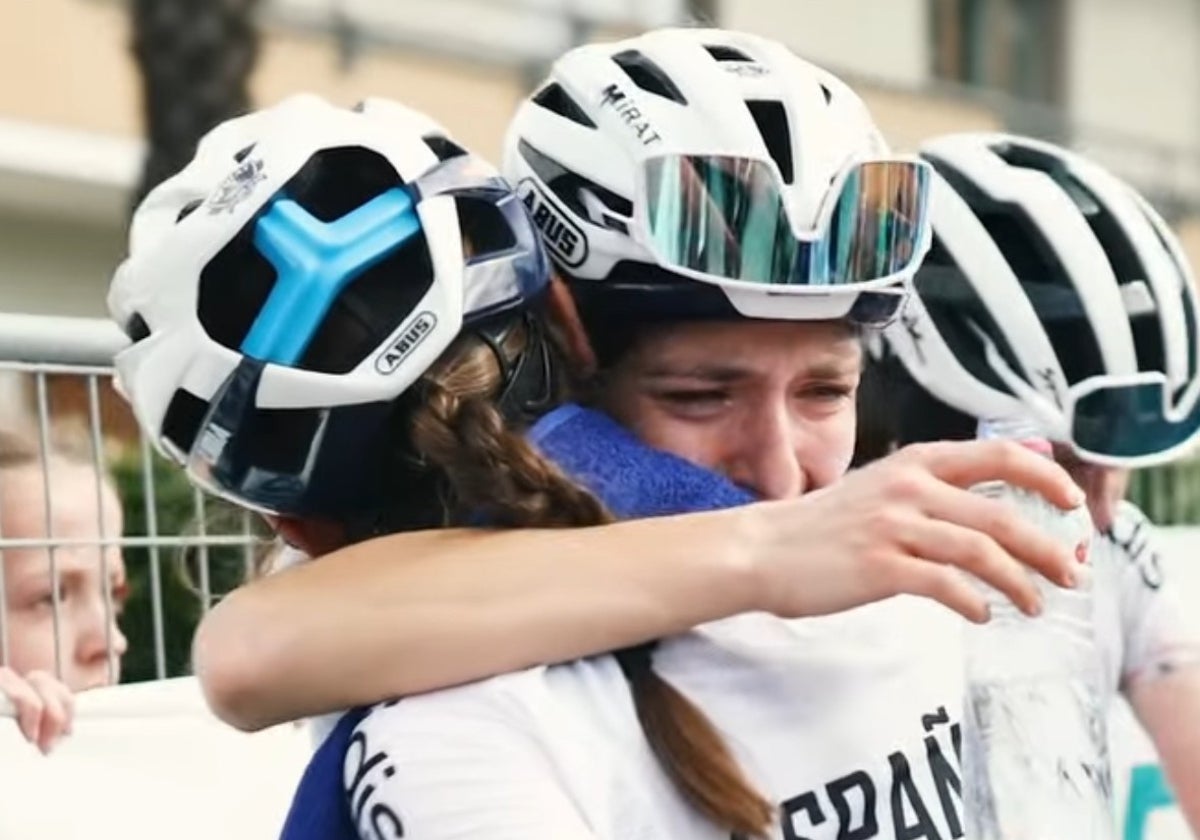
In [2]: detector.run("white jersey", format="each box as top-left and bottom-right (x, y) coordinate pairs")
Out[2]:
(343, 502), (1198, 840)
(349, 596), (968, 840)
(1094, 501), (1200, 695)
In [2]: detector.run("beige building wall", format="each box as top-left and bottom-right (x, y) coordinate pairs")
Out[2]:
(0, 0), (526, 158)
(861, 86), (1003, 153)
(6, 0), (1200, 173)
(0, 0), (1197, 316)
(0, 211), (124, 316)
(725, 0), (931, 88)
(0, 0), (531, 316)
(0, 0), (1008, 175)
(1068, 0), (1200, 152)
(252, 32), (525, 162)
(0, 0), (140, 137)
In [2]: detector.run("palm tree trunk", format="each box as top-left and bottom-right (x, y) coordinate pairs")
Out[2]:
(130, 0), (262, 209)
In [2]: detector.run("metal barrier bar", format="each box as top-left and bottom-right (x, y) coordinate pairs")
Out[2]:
(0, 475), (7, 668)
(87, 373), (118, 684)
(193, 486), (213, 616)
(138, 431), (167, 679)
(33, 371), (64, 679)
(0, 535), (269, 549)
(0, 312), (127, 367)
(0, 311), (266, 688)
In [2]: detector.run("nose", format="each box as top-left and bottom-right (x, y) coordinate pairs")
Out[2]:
(75, 597), (127, 687)
(725, 400), (804, 500)
(1063, 460), (1128, 533)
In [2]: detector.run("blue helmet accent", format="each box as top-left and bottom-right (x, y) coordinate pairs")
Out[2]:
(179, 154), (560, 518)
(240, 187), (422, 366)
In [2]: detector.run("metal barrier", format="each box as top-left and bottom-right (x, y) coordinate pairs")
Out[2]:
(0, 311), (294, 839)
(0, 312), (268, 695)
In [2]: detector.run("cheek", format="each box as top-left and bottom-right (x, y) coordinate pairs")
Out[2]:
(803, 409), (858, 489)
(2, 610), (55, 673)
(620, 409), (725, 469)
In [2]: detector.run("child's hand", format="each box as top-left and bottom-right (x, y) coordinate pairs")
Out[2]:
(0, 666), (74, 754)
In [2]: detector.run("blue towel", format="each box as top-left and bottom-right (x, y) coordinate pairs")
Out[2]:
(277, 403), (755, 839)
(528, 403), (755, 517)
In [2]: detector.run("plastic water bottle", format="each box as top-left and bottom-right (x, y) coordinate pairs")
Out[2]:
(962, 416), (1114, 840)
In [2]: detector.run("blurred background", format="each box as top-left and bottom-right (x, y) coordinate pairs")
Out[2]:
(0, 6), (1194, 836)
(2, 0), (1197, 519)
(5, 0), (1200, 318)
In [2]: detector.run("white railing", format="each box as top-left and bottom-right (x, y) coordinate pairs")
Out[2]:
(0, 678), (310, 840)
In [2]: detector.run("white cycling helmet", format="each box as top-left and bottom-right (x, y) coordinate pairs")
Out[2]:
(502, 27), (933, 330)
(109, 94), (554, 516)
(884, 132), (1200, 467)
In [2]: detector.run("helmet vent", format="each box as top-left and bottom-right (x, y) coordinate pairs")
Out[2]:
(518, 139), (633, 219)
(422, 135), (469, 162)
(199, 229), (278, 352)
(284, 147), (403, 223)
(162, 388), (209, 456)
(612, 50), (688, 106)
(914, 244), (1031, 396)
(298, 233), (435, 375)
(990, 142), (1146, 289)
(531, 83), (596, 129)
(929, 153), (1108, 384)
(125, 313), (151, 343)
(176, 198), (203, 223)
(745, 100), (794, 184)
(703, 44), (753, 62)
(456, 196), (516, 258)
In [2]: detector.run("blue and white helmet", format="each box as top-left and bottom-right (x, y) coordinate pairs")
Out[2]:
(109, 94), (551, 515)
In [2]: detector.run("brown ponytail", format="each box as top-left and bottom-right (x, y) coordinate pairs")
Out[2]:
(618, 644), (775, 837)
(407, 320), (775, 837)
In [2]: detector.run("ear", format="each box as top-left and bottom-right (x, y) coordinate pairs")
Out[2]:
(270, 515), (349, 559)
(545, 275), (597, 379)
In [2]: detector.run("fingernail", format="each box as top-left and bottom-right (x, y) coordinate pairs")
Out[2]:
(1061, 567), (1077, 588)
(1070, 485), (1086, 507)
(1026, 595), (1043, 617)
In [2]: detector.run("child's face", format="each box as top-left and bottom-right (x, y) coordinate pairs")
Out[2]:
(2, 461), (128, 691)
